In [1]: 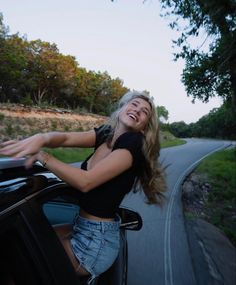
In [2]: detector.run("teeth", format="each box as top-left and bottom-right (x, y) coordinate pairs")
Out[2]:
(128, 114), (137, 121)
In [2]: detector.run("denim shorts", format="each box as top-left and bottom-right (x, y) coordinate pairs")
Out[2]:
(70, 214), (120, 283)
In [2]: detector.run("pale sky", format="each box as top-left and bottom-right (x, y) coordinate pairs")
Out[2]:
(0, 0), (223, 123)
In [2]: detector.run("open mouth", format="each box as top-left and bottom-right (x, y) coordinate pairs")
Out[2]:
(127, 113), (138, 122)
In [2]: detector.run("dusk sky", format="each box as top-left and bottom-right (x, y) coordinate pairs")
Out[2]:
(1, 0), (223, 123)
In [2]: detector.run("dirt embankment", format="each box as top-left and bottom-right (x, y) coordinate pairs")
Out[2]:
(0, 104), (107, 141)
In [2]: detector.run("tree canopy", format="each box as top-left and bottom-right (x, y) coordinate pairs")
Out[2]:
(160, 0), (236, 109)
(157, 105), (169, 122)
(0, 13), (129, 115)
(168, 101), (236, 139)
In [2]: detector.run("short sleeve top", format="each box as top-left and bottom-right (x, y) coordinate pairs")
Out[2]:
(78, 125), (145, 218)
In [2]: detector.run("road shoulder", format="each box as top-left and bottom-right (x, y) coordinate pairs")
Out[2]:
(185, 218), (236, 285)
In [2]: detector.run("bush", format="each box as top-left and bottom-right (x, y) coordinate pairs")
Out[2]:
(0, 112), (5, 121)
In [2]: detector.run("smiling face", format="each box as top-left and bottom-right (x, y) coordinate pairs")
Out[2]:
(118, 97), (152, 133)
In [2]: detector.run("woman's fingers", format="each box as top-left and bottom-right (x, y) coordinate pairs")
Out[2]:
(0, 140), (17, 145)
(0, 139), (35, 157)
(0, 139), (38, 168)
(14, 149), (36, 158)
(24, 155), (37, 169)
(0, 140), (18, 148)
(0, 135), (43, 158)
(0, 142), (24, 156)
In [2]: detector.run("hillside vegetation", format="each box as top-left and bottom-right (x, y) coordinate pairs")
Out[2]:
(0, 104), (106, 141)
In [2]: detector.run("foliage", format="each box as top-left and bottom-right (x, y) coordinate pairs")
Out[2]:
(168, 101), (236, 139)
(0, 13), (129, 115)
(160, 0), (236, 109)
(168, 120), (191, 138)
(196, 148), (236, 246)
(157, 105), (169, 122)
(0, 112), (5, 121)
(193, 101), (236, 138)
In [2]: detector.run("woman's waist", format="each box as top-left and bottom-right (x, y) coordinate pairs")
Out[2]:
(79, 208), (114, 222)
(75, 210), (121, 232)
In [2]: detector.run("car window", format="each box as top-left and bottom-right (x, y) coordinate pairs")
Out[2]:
(42, 199), (80, 225)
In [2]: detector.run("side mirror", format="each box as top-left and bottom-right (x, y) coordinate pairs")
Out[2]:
(118, 207), (142, 231)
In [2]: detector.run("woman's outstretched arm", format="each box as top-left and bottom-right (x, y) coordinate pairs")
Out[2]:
(34, 149), (133, 192)
(0, 130), (96, 158)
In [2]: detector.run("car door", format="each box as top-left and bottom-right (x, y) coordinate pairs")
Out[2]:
(0, 192), (81, 285)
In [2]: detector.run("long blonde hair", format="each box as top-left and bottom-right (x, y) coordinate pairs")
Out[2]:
(107, 90), (166, 204)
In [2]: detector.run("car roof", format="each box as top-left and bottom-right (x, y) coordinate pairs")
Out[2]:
(0, 158), (61, 211)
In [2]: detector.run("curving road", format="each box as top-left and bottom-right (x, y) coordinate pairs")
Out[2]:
(121, 138), (232, 285)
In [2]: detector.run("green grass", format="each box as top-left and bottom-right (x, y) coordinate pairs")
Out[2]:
(161, 138), (186, 148)
(160, 130), (186, 148)
(196, 148), (236, 246)
(45, 147), (93, 163)
(197, 148), (236, 198)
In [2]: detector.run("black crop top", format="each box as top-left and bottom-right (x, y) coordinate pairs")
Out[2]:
(78, 125), (145, 218)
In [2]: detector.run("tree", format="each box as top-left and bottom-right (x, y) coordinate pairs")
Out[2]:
(26, 40), (60, 105)
(193, 102), (236, 139)
(159, 0), (236, 109)
(0, 12), (8, 39)
(169, 121), (191, 137)
(169, 102), (236, 139)
(25, 40), (79, 107)
(0, 12), (129, 114)
(0, 34), (30, 103)
(156, 105), (169, 122)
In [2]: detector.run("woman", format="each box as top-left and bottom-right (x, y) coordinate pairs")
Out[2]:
(0, 91), (166, 283)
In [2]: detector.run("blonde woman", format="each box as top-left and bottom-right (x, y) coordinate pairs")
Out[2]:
(0, 91), (166, 283)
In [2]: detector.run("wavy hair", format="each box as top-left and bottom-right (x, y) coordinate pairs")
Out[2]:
(107, 90), (166, 205)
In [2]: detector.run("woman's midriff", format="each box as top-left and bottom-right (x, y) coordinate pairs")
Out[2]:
(79, 208), (114, 222)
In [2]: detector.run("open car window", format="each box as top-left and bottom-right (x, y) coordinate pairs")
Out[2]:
(42, 199), (80, 226)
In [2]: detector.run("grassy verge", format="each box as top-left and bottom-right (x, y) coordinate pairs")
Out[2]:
(161, 138), (186, 148)
(195, 148), (236, 246)
(45, 148), (93, 163)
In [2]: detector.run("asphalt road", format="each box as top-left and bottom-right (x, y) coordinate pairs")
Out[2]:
(121, 138), (232, 285)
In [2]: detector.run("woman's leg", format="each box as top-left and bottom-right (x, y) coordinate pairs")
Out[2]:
(53, 224), (90, 276)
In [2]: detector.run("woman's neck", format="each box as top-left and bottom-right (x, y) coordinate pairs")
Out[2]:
(110, 124), (127, 147)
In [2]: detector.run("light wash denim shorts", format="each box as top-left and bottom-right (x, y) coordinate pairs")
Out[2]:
(70, 214), (120, 283)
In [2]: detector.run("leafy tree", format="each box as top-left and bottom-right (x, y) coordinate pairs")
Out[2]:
(169, 121), (191, 137)
(193, 102), (236, 139)
(47, 53), (78, 107)
(0, 12), (8, 39)
(0, 12), (129, 114)
(0, 34), (29, 102)
(157, 105), (169, 122)
(26, 40), (63, 105)
(75, 70), (128, 115)
(159, 0), (236, 109)
(170, 102), (236, 139)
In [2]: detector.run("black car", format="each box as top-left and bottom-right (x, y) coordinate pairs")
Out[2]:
(0, 158), (142, 285)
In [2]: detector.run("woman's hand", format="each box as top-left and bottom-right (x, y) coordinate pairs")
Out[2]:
(0, 134), (47, 158)
(24, 153), (40, 169)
